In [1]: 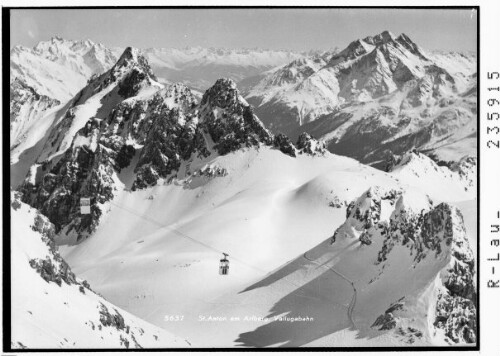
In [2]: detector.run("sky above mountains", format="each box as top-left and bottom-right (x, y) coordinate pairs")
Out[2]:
(11, 8), (477, 52)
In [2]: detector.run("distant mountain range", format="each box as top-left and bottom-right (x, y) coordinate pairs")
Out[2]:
(245, 31), (476, 167)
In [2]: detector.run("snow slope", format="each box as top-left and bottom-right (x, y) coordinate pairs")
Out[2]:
(58, 147), (396, 342)
(164, 187), (476, 347)
(389, 151), (476, 202)
(58, 145), (476, 347)
(10, 191), (189, 349)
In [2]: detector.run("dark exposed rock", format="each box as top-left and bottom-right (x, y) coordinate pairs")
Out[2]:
(29, 255), (77, 287)
(193, 165), (228, 179)
(201, 79), (274, 156)
(434, 292), (476, 344)
(11, 191), (23, 210)
(115, 144), (136, 170)
(372, 298), (405, 330)
(372, 312), (397, 330)
(373, 198), (476, 344)
(99, 303), (126, 331)
(359, 231), (373, 245)
(134, 111), (206, 188)
(273, 133), (296, 157)
(296, 132), (326, 156)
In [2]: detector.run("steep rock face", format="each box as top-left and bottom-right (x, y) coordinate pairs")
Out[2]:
(375, 197), (475, 344)
(200, 78), (274, 154)
(19, 48), (167, 240)
(246, 31), (476, 166)
(331, 187), (475, 344)
(18, 54), (314, 242)
(134, 78), (295, 189)
(10, 78), (61, 147)
(20, 83), (197, 240)
(10, 191), (187, 349)
(21, 118), (119, 239)
(133, 88), (205, 189)
(36, 46), (161, 165)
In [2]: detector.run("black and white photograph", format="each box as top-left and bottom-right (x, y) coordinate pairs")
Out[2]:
(3, 2), (497, 352)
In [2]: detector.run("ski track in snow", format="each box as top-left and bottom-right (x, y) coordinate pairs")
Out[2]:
(302, 252), (357, 328)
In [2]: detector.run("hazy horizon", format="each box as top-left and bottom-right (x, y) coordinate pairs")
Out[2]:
(11, 8), (477, 52)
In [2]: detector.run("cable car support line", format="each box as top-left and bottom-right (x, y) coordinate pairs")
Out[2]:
(107, 199), (338, 302)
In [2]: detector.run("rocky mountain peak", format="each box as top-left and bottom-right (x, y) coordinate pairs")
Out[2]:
(115, 47), (139, 66)
(395, 33), (427, 59)
(363, 30), (395, 46)
(200, 78), (240, 108)
(112, 47), (155, 79)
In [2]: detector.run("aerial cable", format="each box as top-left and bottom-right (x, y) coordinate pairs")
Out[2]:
(107, 200), (338, 302)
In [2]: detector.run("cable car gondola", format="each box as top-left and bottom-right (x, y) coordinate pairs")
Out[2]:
(80, 197), (91, 215)
(219, 253), (229, 275)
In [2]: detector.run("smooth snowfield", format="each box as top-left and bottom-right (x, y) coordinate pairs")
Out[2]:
(59, 146), (475, 347)
(11, 195), (188, 349)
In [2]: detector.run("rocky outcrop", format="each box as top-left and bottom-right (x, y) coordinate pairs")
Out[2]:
(377, 201), (476, 344)
(434, 292), (476, 344)
(296, 132), (326, 156)
(200, 78), (274, 155)
(371, 297), (405, 330)
(334, 187), (476, 344)
(133, 107), (207, 189)
(12, 192), (92, 292)
(273, 133), (296, 157)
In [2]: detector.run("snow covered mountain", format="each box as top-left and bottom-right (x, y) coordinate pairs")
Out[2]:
(10, 37), (304, 102)
(10, 191), (189, 349)
(10, 43), (476, 348)
(11, 37), (119, 102)
(14, 46), (315, 243)
(9, 38), (304, 168)
(10, 78), (61, 147)
(9, 37), (120, 154)
(144, 47), (305, 91)
(245, 31), (477, 167)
